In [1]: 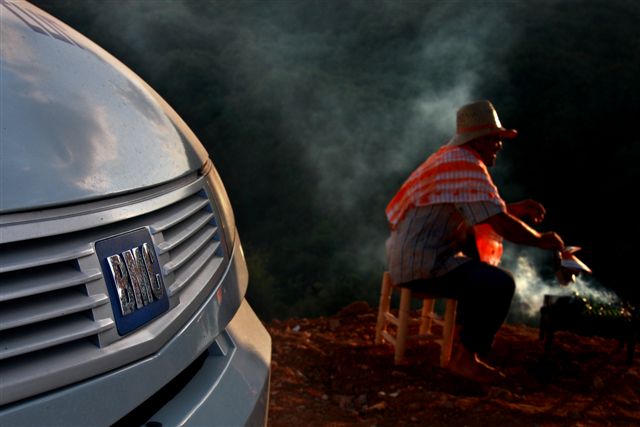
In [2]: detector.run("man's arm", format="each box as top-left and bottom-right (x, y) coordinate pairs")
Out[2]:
(507, 199), (546, 224)
(483, 212), (564, 250)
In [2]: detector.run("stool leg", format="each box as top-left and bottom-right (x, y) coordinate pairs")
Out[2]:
(419, 299), (435, 335)
(375, 272), (392, 344)
(395, 288), (412, 364)
(440, 300), (458, 367)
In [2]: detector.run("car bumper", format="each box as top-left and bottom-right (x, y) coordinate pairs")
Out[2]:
(145, 300), (271, 427)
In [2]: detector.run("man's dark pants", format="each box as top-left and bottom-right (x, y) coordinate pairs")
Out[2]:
(403, 260), (516, 357)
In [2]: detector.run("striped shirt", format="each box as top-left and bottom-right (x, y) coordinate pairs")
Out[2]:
(387, 202), (504, 284)
(385, 145), (506, 284)
(386, 146), (505, 229)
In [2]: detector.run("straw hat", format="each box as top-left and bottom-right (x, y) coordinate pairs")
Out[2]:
(447, 100), (517, 146)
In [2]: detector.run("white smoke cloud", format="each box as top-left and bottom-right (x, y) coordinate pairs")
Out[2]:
(279, 2), (520, 273)
(502, 245), (619, 326)
(50, 0), (534, 300)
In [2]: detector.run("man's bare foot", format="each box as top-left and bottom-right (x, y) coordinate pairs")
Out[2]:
(448, 345), (505, 383)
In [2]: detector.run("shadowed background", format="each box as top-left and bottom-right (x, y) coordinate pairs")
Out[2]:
(30, 0), (640, 320)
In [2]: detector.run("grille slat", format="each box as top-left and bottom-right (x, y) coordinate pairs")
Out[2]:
(162, 226), (217, 275)
(0, 316), (114, 361)
(157, 190), (223, 296)
(0, 244), (94, 274)
(0, 266), (102, 302)
(0, 291), (109, 331)
(156, 210), (215, 254)
(168, 242), (221, 296)
(149, 196), (210, 234)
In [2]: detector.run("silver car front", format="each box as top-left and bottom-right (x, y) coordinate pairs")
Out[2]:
(0, 1), (271, 425)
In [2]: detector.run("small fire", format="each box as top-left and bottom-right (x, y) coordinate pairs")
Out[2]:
(503, 248), (622, 325)
(572, 291), (634, 320)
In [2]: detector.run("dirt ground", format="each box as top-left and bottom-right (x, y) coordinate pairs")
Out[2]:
(266, 302), (640, 427)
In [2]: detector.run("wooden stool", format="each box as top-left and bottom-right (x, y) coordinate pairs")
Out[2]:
(375, 271), (458, 366)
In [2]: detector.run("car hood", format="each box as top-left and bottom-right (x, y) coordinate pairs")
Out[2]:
(0, 1), (208, 213)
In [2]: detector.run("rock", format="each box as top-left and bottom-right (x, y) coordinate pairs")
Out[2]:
(355, 394), (368, 408)
(343, 382), (355, 393)
(332, 394), (354, 409)
(407, 403), (422, 411)
(338, 301), (371, 317)
(488, 387), (513, 400)
(367, 401), (388, 411)
(593, 376), (605, 390)
(569, 410), (581, 419)
(295, 369), (308, 380)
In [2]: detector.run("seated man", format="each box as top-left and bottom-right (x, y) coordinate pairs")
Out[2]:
(385, 100), (564, 382)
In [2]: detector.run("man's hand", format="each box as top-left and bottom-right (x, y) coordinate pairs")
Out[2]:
(538, 231), (564, 251)
(508, 199), (546, 224)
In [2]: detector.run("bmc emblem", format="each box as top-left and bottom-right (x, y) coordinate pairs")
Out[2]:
(96, 228), (169, 335)
(107, 243), (164, 316)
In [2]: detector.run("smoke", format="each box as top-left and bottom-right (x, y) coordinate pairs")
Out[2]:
(502, 245), (620, 326)
(35, 0), (532, 313)
(103, 0), (521, 279)
(250, 1), (520, 273)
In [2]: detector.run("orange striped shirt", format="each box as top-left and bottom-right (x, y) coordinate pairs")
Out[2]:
(386, 146), (506, 229)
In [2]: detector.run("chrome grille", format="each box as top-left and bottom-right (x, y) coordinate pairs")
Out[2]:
(0, 173), (228, 405)
(151, 191), (224, 297)
(0, 243), (110, 361)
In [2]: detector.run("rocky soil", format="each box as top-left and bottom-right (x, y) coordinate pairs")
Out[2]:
(266, 302), (639, 427)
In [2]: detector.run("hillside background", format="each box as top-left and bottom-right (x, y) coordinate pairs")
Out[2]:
(31, 0), (640, 320)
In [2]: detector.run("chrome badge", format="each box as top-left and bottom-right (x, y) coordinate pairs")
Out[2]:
(107, 243), (163, 315)
(96, 228), (169, 335)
